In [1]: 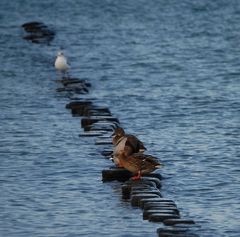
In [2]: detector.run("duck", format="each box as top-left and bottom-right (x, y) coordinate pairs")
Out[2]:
(54, 51), (70, 73)
(117, 151), (163, 180)
(112, 127), (146, 167)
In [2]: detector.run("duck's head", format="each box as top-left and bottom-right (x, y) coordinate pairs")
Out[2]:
(112, 127), (125, 145)
(112, 127), (125, 137)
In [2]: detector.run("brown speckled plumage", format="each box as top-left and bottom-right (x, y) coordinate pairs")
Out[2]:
(112, 127), (146, 167)
(119, 152), (162, 177)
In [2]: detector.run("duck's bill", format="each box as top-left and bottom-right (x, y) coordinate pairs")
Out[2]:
(156, 163), (164, 168)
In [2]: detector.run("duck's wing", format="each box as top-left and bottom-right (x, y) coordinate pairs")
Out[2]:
(125, 135), (146, 152)
(132, 153), (161, 168)
(138, 140), (147, 151)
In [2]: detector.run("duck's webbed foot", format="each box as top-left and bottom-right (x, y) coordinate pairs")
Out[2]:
(131, 171), (141, 180)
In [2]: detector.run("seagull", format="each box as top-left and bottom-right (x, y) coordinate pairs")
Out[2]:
(54, 51), (70, 74)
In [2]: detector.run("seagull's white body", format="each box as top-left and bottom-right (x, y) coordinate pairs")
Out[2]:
(55, 51), (69, 72)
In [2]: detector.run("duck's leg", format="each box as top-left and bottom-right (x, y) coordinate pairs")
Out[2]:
(132, 171), (141, 180)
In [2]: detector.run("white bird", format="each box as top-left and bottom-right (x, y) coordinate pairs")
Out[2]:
(54, 51), (70, 73)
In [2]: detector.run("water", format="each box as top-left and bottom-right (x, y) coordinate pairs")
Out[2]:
(0, 0), (240, 236)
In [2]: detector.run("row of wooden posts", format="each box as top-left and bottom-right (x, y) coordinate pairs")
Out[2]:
(22, 21), (200, 236)
(60, 78), (199, 237)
